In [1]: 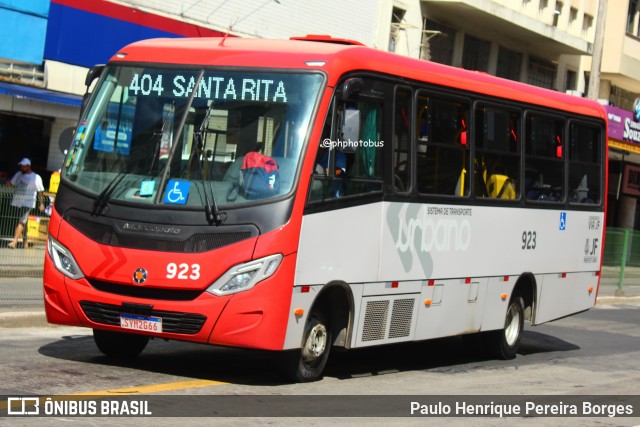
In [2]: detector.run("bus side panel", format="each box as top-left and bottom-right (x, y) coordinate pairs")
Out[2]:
(380, 203), (604, 280)
(480, 276), (516, 332)
(295, 203), (383, 285)
(413, 278), (488, 341)
(533, 271), (598, 325)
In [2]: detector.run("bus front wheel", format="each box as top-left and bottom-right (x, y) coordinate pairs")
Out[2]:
(281, 311), (332, 382)
(487, 294), (524, 359)
(93, 329), (149, 358)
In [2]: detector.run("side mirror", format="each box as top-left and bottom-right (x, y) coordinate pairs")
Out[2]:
(340, 78), (364, 101)
(85, 64), (105, 88)
(80, 64), (105, 116)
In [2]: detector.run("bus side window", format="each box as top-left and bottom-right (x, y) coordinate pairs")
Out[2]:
(525, 114), (565, 202)
(415, 92), (469, 196)
(568, 123), (601, 204)
(474, 106), (520, 200)
(309, 96), (384, 202)
(393, 87), (412, 193)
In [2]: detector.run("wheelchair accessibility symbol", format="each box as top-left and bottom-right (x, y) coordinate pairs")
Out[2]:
(163, 180), (190, 205)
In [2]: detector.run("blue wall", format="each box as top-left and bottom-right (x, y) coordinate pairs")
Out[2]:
(0, 0), (50, 64)
(44, 1), (179, 68)
(44, 0), (225, 69)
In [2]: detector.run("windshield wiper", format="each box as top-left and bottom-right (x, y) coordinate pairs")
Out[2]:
(195, 103), (224, 225)
(96, 102), (178, 213)
(155, 70), (204, 205)
(148, 102), (175, 176)
(92, 170), (126, 216)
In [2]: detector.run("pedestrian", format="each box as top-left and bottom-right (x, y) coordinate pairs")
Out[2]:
(7, 158), (45, 249)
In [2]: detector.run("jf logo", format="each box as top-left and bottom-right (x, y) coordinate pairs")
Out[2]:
(585, 238), (599, 256)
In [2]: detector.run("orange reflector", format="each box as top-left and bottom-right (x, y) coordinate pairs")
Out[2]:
(294, 308), (304, 316)
(465, 277), (471, 284)
(588, 286), (593, 294)
(424, 299), (432, 306)
(428, 280), (435, 286)
(391, 281), (399, 288)
(301, 285), (310, 293)
(501, 293), (508, 301)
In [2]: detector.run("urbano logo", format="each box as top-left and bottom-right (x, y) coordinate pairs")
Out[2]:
(7, 397), (40, 415)
(386, 203), (471, 276)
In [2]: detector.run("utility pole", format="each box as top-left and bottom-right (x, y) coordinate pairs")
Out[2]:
(587, 0), (607, 100)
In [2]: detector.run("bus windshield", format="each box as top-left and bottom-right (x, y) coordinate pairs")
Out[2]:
(62, 65), (323, 208)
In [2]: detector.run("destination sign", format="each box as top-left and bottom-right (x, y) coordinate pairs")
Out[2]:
(128, 73), (288, 103)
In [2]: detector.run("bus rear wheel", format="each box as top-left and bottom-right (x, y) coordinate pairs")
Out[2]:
(487, 294), (524, 359)
(281, 311), (332, 383)
(93, 329), (149, 358)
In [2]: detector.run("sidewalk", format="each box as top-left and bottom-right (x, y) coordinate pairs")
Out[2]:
(0, 245), (45, 277)
(597, 266), (640, 304)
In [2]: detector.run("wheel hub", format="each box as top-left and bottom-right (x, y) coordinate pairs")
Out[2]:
(504, 303), (521, 346)
(302, 323), (327, 363)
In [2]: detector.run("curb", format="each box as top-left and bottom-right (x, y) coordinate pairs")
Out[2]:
(0, 311), (48, 328)
(595, 296), (640, 305)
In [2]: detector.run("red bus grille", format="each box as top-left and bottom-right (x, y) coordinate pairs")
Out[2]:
(80, 301), (207, 335)
(88, 278), (203, 301)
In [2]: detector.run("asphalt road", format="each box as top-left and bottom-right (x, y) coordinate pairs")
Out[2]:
(1, 302), (640, 426)
(1, 269), (640, 426)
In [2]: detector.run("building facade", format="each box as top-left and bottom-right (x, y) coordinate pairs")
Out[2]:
(596, 1), (640, 230)
(1, 0), (640, 230)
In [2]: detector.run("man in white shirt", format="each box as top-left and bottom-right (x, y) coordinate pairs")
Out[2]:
(7, 158), (45, 249)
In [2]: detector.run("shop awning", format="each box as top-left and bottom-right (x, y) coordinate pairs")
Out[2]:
(0, 81), (81, 107)
(609, 139), (640, 155)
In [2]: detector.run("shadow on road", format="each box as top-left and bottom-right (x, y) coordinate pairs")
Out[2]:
(37, 325), (581, 386)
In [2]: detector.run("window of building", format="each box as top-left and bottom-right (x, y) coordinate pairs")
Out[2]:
(627, 0), (638, 34)
(553, 1), (563, 27)
(569, 123), (601, 204)
(462, 34), (490, 72)
(474, 105), (521, 200)
(539, 0), (549, 13)
(415, 93), (470, 196)
(527, 56), (556, 89)
(389, 7), (406, 53)
(496, 46), (522, 81)
(569, 7), (578, 27)
(424, 20), (455, 65)
(583, 14), (594, 36)
(610, 85), (639, 111)
(565, 69), (577, 92)
(525, 114), (564, 202)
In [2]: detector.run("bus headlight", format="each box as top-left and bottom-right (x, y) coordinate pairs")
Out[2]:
(206, 254), (283, 296)
(47, 235), (85, 280)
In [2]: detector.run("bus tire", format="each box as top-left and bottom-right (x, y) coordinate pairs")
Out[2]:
(281, 311), (332, 383)
(93, 329), (149, 358)
(487, 294), (524, 360)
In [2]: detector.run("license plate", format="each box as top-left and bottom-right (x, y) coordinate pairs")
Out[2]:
(120, 313), (162, 333)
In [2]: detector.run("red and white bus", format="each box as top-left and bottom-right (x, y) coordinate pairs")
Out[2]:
(44, 35), (607, 382)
